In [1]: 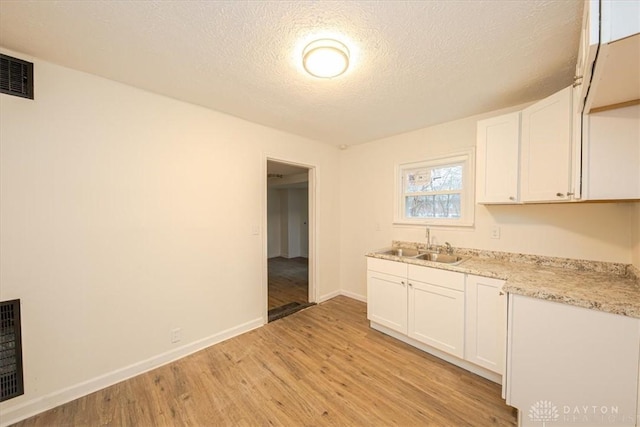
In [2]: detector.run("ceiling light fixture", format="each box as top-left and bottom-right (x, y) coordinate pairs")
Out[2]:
(302, 39), (350, 78)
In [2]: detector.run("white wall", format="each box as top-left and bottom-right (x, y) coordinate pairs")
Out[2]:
(268, 187), (308, 259)
(298, 189), (309, 258)
(339, 105), (637, 300)
(279, 190), (290, 257)
(632, 202), (640, 269)
(285, 189), (308, 258)
(0, 49), (341, 423)
(267, 189), (281, 257)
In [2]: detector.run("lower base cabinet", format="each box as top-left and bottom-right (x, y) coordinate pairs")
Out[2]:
(368, 257), (640, 426)
(366, 257), (507, 383)
(465, 275), (507, 375)
(506, 294), (640, 427)
(366, 258), (408, 334)
(408, 265), (465, 358)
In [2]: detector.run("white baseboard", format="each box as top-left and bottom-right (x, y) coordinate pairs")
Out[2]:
(0, 317), (264, 427)
(339, 290), (366, 302)
(1, 290), (368, 426)
(370, 322), (502, 384)
(317, 290), (366, 304)
(317, 289), (341, 303)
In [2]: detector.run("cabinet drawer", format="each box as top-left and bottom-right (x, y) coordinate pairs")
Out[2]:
(408, 264), (464, 291)
(367, 257), (408, 277)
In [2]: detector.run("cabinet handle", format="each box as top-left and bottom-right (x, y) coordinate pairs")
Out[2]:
(573, 75), (583, 81)
(499, 291), (505, 296)
(508, 196), (516, 201)
(408, 282), (413, 287)
(567, 192), (574, 196)
(572, 81), (582, 87)
(401, 281), (405, 286)
(556, 192), (565, 197)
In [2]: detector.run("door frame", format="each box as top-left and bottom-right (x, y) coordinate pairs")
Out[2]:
(263, 156), (317, 324)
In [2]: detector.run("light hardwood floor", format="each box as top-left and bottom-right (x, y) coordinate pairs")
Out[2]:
(13, 296), (517, 426)
(268, 257), (308, 310)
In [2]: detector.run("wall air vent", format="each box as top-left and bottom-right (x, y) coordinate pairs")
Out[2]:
(0, 54), (34, 100)
(0, 299), (24, 402)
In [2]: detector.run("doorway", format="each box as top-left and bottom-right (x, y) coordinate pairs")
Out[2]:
(265, 160), (315, 322)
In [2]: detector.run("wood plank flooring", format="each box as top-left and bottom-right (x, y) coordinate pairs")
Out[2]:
(12, 296), (517, 426)
(268, 257), (308, 310)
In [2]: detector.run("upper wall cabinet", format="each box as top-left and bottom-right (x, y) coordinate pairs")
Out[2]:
(582, 104), (640, 200)
(574, 0), (599, 111)
(580, 0), (640, 114)
(476, 0), (639, 205)
(476, 112), (521, 204)
(520, 86), (575, 203)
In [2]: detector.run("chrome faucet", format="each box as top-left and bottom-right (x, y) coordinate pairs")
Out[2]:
(425, 226), (431, 251)
(444, 242), (453, 255)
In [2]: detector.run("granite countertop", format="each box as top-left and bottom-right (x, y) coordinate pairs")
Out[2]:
(366, 243), (640, 319)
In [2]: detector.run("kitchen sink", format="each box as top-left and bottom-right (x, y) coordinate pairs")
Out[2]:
(413, 253), (468, 265)
(375, 248), (420, 257)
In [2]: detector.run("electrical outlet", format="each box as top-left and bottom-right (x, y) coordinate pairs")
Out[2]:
(171, 328), (181, 344)
(491, 226), (501, 239)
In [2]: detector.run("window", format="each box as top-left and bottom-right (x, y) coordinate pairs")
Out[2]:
(395, 151), (474, 226)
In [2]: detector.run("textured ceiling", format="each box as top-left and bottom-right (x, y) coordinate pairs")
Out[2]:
(0, 0), (583, 147)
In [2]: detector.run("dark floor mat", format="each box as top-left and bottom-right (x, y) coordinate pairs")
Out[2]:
(268, 301), (316, 322)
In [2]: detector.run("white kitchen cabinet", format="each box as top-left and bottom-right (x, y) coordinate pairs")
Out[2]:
(582, 104), (640, 200)
(476, 0), (640, 205)
(366, 257), (505, 383)
(571, 81), (583, 200)
(505, 294), (640, 427)
(520, 86), (575, 202)
(465, 275), (506, 375)
(574, 0), (599, 113)
(367, 258), (408, 334)
(407, 265), (465, 358)
(476, 112), (521, 204)
(601, 0), (640, 44)
(583, 0), (640, 113)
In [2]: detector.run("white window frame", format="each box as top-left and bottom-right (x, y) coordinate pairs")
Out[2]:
(394, 150), (475, 227)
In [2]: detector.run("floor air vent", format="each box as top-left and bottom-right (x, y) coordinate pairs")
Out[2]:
(0, 299), (24, 402)
(0, 54), (34, 100)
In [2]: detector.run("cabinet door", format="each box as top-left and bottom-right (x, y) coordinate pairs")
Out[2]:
(367, 270), (407, 334)
(465, 275), (506, 375)
(408, 280), (464, 358)
(583, 104), (640, 200)
(520, 86), (573, 202)
(476, 112), (520, 204)
(506, 295), (640, 427)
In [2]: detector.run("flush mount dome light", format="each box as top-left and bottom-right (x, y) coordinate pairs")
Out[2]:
(302, 39), (350, 78)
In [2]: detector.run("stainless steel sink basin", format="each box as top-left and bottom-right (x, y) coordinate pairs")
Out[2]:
(413, 253), (468, 265)
(376, 248), (420, 257)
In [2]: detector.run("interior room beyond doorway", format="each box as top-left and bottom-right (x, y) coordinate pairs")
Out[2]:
(266, 160), (313, 322)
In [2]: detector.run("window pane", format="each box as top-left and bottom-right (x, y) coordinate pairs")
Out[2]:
(404, 168), (432, 193)
(430, 165), (463, 191)
(405, 194), (461, 219)
(404, 165), (463, 193)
